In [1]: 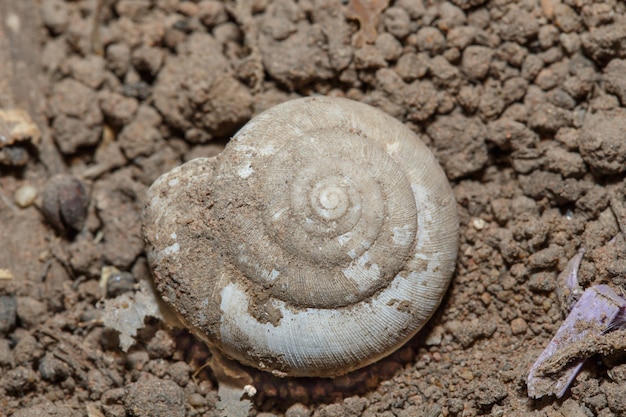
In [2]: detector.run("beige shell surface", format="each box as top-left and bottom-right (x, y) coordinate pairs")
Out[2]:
(142, 96), (459, 377)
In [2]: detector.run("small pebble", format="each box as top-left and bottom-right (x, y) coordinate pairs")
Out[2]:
(124, 375), (186, 417)
(460, 370), (474, 381)
(126, 351), (149, 371)
(480, 292), (492, 306)
(39, 353), (71, 382)
(285, 403), (311, 417)
(41, 0), (69, 34)
(12, 330), (43, 365)
(529, 271), (557, 292)
(102, 266), (136, 297)
(4, 366), (38, 394)
(146, 330), (176, 359)
(168, 361), (191, 387)
(41, 174), (89, 235)
(107, 272), (136, 296)
(472, 218), (487, 230)
(511, 317), (528, 335)
(16, 296), (47, 328)
(425, 325), (445, 346)
(0, 338), (13, 367)
(243, 384), (257, 397)
(187, 393), (206, 408)
(13, 185), (37, 208)
(527, 245), (563, 269)
(0, 295), (17, 334)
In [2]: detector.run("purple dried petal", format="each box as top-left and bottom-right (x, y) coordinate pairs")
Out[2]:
(555, 247), (585, 312)
(527, 285), (626, 398)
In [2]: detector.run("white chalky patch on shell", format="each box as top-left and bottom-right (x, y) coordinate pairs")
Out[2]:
(263, 269), (280, 281)
(342, 253), (381, 291)
(198, 298), (210, 324)
(337, 232), (352, 246)
(392, 225), (413, 245)
(238, 164), (254, 179)
(272, 207), (289, 220)
(411, 182), (440, 245)
(233, 144), (257, 153)
(168, 178), (179, 187)
(386, 141), (400, 154)
(233, 144), (257, 179)
(258, 143), (276, 155)
(170, 232), (177, 239)
(410, 183), (423, 198)
(162, 242), (180, 256)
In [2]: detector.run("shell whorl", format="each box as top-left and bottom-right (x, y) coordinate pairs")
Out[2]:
(143, 96), (459, 377)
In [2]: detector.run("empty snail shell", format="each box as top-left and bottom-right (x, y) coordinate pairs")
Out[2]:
(142, 96), (459, 377)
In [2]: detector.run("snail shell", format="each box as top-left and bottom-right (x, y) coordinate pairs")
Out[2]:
(142, 96), (459, 377)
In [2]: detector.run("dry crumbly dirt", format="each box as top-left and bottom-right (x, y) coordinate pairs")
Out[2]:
(1, 0), (626, 416)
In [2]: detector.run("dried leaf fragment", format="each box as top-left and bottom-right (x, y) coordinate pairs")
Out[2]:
(527, 285), (626, 398)
(345, 0), (390, 47)
(99, 280), (166, 351)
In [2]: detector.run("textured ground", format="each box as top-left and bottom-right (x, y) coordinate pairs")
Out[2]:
(1, 0), (626, 416)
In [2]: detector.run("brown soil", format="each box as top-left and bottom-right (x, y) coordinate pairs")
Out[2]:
(1, 0), (626, 416)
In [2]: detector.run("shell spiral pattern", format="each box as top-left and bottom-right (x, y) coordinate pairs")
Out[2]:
(143, 96), (459, 377)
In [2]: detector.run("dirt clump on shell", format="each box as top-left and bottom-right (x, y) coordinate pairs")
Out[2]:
(2, 0), (626, 416)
